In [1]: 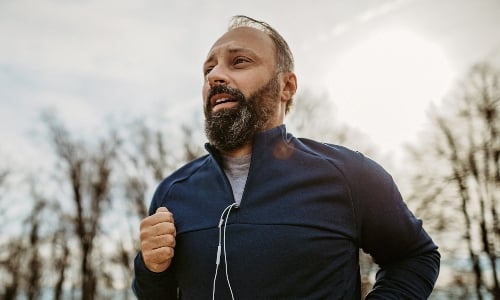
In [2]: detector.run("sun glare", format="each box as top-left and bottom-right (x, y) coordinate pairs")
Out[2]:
(327, 28), (454, 152)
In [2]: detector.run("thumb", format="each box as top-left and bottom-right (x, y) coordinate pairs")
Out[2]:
(156, 207), (168, 213)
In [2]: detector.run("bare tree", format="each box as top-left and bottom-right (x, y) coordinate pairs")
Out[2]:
(44, 113), (119, 300)
(0, 239), (24, 300)
(118, 119), (176, 220)
(0, 165), (23, 300)
(24, 185), (47, 300)
(110, 119), (177, 296)
(181, 123), (205, 162)
(407, 62), (500, 299)
(0, 107), (217, 298)
(52, 219), (71, 300)
(111, 117), (206, 296)
(0, 169), (58, 300)
(0, 165), (10, 225)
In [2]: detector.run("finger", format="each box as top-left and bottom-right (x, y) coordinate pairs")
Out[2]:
(156, 207), (168, 213)
(142, 234), (176, 251)
(140, 222), (176, 241)
(152, 222), (176, 236)
(145, 246), (175, 262)
(140, 210), (174, 229)
(161, 234), (176, 247)
(154, 207), (174, 223)
(143, 246), (175, 272)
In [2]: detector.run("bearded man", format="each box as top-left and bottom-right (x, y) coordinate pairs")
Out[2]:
(133, 15), (440, 300)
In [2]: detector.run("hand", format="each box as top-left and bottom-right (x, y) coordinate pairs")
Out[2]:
(139, 207), (176, 272)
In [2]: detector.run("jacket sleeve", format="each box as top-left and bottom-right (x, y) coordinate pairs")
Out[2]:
(132, 184), (178, 300)
(132, 252), (178, 299)
(352, 153), (440, 299)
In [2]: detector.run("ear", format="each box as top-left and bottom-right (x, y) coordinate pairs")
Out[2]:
(280, 72), (297, 102)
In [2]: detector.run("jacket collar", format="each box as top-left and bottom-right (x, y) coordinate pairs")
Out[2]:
(204, 124), (289, 159)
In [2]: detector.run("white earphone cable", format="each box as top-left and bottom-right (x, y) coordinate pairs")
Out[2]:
(223, 204), (237, 299)
(212, 203), (239, 300)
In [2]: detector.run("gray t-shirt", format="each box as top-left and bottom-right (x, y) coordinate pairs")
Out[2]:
(222, 154), (251, 205)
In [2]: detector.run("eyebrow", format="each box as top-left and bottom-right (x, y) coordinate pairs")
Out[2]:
(204, 47), (258, 67)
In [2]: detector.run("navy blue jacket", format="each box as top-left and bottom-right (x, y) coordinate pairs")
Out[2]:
(133, 125), (440, 299)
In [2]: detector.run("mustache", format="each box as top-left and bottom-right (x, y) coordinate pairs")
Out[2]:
(207, 85), (245, 103)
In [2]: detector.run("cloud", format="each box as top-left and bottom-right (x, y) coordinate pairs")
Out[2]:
(310, 0), (415, 44)
(357, 0), (414, 23)
(1, 0), (499, 168)
(0, 0), (196, 80)
(0, 0), (212, 138)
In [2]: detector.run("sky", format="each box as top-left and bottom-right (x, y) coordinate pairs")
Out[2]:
(1, 0), (500, 171)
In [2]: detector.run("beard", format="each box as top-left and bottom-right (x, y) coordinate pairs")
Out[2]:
(204, 75), (280, 153)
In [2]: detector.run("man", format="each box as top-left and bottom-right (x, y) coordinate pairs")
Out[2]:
(133, 15), (440, 299)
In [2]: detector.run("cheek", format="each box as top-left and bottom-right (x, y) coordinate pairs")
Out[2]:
(202, 83), (209, 102)
(242, 72), (274, 97)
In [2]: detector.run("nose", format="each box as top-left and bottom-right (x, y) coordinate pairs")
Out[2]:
(206, 64), (229, 87)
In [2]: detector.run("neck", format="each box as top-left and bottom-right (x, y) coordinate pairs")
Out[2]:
(220, 143), (252, 158)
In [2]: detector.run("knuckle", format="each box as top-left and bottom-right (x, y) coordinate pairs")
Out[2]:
(166, 223), (176, 233)
(139, 230), (149, 242)
(141, 240), (153, 252)
(156, 247), (173, 260)
(155, 223), (168, 235)
(166, 247), (175, 258)
(139, 218), (148, 230)
(165, 234), (176, 247)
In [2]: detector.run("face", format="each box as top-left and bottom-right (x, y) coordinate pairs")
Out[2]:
(202, 27), (284, 152)
(204, 74), (281, 153)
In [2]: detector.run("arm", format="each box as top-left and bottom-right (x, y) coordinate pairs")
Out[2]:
(353, 154), (440, 299)
(132, 204), (178, 299)
(365, 229), (440, 299)
(132, 252), (178, 299)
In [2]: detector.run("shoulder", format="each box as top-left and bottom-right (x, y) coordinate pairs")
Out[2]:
(294, 137), (365, 167)
(292, 136), (392, 185)
(149, 155), (211, 213)
(161, 154), (211, 189)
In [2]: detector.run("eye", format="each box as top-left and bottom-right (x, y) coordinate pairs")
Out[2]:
(204, 66), (214, 76)
(233, 56), (251, 66)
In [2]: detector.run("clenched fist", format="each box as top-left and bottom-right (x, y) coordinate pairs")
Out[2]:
(140, 207), (176, 272)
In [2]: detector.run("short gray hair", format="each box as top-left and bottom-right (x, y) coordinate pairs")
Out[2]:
(228, 15), (294, 73)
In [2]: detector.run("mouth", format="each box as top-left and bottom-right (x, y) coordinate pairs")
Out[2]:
(210, 93), (238, 110)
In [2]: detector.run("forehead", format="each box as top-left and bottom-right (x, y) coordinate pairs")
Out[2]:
(206, 27), (276, 61)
